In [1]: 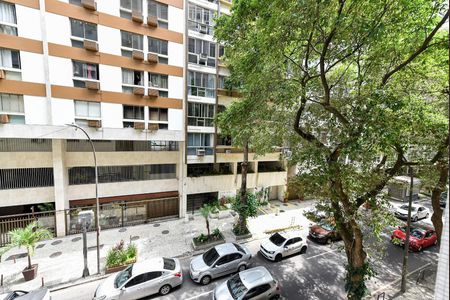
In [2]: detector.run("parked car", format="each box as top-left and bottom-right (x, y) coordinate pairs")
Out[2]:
(213, 266), (281, 300)
(394, 204), (429, 222)
(189, 243), (252, 285)
(308, 221), (341, 244)
(259, 231), (307, 262)
(93, 257), (182, 300)
(390, 226), (437, 252)
(1, 288), (50, 300)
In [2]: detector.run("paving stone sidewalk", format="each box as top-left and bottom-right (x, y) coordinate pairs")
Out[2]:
(0, 200), (312, 294)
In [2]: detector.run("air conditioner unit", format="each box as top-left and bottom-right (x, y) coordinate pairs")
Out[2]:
(81, 0), (97, 11)
(199, 53), (208, 62)
(134, 122), (145, 130)
(88, 119), (102, 128)
(147, 16), (158, 27)
(83, 39), (98, 52)
(133, 86), (145, 96)
(199, 24), (208, 34)
(132, 10), (143, 23)
(85, 80), (100, 91)
(147, 53), (159, 64)
(196, 149), (205, 156)
(0, 69), (5, 79)
(0, 114), (10, 124)
(225, 149), (232, 154)
(148, 88), (159, 98)
(132, 50), (144, 61)
(148, 124), (159, 131)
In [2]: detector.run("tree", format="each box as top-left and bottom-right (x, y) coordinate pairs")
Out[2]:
(215, 1), (448, 299)
(9, 221), (52, 270)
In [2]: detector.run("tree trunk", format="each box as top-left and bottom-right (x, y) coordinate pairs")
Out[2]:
(27, 247), (32, 269)
(206, 218), (210, 237)
(238, 140), (249, 233)
(431, 163), (448, 243)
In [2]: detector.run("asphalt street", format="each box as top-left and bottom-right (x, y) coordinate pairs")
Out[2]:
(51, 228), (439, 300)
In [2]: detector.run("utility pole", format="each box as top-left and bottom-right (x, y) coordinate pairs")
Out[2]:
(67, 123), (101, 275)
(82, 220), (89, 277)
(401, 166), (414, 292)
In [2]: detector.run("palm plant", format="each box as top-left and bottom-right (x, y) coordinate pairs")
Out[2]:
(199, 204), (217, 236)
(9, 221), (52, 270)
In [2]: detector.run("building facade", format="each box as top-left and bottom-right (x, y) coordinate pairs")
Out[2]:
(0, 0), (287, 238)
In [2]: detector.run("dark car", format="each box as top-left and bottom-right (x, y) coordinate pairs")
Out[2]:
(308, 221), (341, 244)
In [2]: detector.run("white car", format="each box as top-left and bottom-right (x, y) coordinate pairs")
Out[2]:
(260, 231), (307, 262)
(0, 288), (50, 300)
(93, 257), (182, 300)
(395, 204), (429, 222)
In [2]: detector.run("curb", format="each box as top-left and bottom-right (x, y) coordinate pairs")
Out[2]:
(49, 274), (110, 292)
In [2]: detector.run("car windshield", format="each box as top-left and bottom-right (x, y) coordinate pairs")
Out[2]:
(411, 229), (424, 239)
(114, 265), (133, 288)
(269, 232), (286, 246)
(227, 273), (248, 300)
(318, 222), (334, 231)
(163, 258), (176, 270)
(399, 205), (416, 211)
(233, 243), (245, 253)
(203, 247), (219, 266)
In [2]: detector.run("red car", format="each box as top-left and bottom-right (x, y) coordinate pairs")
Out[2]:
(391, 226), (437, 252)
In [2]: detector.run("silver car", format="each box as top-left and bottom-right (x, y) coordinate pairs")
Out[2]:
(190, 243), (252, 285)
(213, 266), (281, 300)
(0, 288), (50, 300)
(93, 257), (182, 300)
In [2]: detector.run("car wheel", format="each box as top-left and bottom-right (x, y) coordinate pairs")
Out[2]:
(275, 254), (282, 262)
(238, 264), (246, 272)
(200, 275), (211, 285)
(270, 295), (281, 300)
(159, 284), (171, 295)
(300, 246), (307, 254)
(413, 216), (418, 222)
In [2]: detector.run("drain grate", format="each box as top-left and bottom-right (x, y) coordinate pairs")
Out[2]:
(71, 237), (82, 242)
(131, 236), (139, 241)
(36, 244), (46, 249)
(50, 252), (62, 258)
(6, 253), (27, 261)
(51, 240), (62, 246)
(162, 230), (169, 235)
(119, 228), (127, 232)
(153, 223), (160, 227)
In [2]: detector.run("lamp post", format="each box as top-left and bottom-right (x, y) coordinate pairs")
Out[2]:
(66, 123), (100, 275)
(400, 166), (414, 293)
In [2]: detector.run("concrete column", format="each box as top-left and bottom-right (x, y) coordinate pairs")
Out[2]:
(178, 141), (187, 220)
(52, 139), (68, 237)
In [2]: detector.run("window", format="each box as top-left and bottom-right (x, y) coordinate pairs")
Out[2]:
(0, 48), (21, 80)
(187, 133), (213, 155)
(125, 274), (146, 288)
(121, 30), (143, 57)
(148, 73), (168, 97)
(68, 164), (176, 184)
(215, 255), (229, 266)
(120, 0), (142, 20)
(188, 4), (214, 35)
(70, 19), (97, 48)
(67, 140), (178, 152)
(218, 76), (226, 89)
(218, 45), (225, 58)
(0, 1), (17, 36)
(188, 38), (216, 67)
(0, 168), (54, 190)
(228, 253), (242, 261)
(148, 37), (168, 64)
(188, 102), (214, 127)
(243, 284), (271, 300)
(69, 0), (82, 5)
(148, 0), (168, 29)
(163, 258), (176, 270)
(149, 107), (168, 129)
(0, 93), (24, 124)
(72, 61), (99, 87)
(74, 100), (100, 126)
(122, 68), (144, 93)
(188, 71), (215, 98)
(123, 105), (144, 119)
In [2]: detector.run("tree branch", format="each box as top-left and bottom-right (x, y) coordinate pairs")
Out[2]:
(381, 10), (449, 86)
(294, 98), (328, 150)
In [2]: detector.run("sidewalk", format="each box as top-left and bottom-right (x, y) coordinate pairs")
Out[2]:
(0, 199), (312, 293)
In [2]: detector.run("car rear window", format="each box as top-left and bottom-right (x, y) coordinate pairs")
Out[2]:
(163, 258), (176, 270)
(269, 232), (286, 246)
(233, 243), (245, 253)
(227, 273), (248, 299)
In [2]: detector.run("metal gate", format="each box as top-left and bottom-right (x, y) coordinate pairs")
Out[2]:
(0, 211), (56, 247)
(66, 197), (179, 235)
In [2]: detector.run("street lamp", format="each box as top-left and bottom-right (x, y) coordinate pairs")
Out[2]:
(66, 123), (100, 275)
(400, 166), (414, 293)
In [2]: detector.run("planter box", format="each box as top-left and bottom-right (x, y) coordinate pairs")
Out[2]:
(22, 264), (38, 281)
(192, 233), (225, 251)
(232, 231), (252, 241)
(105, 258), (136, 274)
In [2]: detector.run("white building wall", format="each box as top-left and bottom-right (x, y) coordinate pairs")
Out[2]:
(97, 0), (121, 17)
(98, 25), (121, 56)
(45, 13), (71, 46)
(20, 52), (45, 83)
(65, 151), (180, 167)
(435, 200), (449, 300)
(100, 65), (123, 92)
(48, 56), (73, 86)
(51, 98), (74, 125)
(101, 103), (123, 128)
(0, 187), (54, 207)
(168, 42), (184, 67)
(24, 96), (49, 125)
(168, 76), (184, 99)
(16, 5), (42, 40)
(168, 6), (184, 33)
(168, 109), (183, 131)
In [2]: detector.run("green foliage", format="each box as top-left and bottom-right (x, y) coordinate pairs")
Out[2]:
(9, 221), (52, 268)
(105, 240), (137, 269)
(232, 223), (250, 236)
(193, 229), (223, 245)
(231, 193), (259, 220)
(212, 228), (221, 237)
(345, 262), (377, 299)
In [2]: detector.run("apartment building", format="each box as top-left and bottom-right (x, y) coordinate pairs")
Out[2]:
(0, 0), (287, 238)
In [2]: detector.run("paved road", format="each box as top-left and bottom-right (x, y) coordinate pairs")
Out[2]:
(51, 232), (439, 300)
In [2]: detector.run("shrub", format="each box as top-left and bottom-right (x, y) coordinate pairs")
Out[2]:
(212, 228), (221, 237)
(105, 240), (137, 268)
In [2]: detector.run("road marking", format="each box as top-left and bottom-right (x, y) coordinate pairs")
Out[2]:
(306, 248), (340, 260)
(184, 290), (214, 300)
